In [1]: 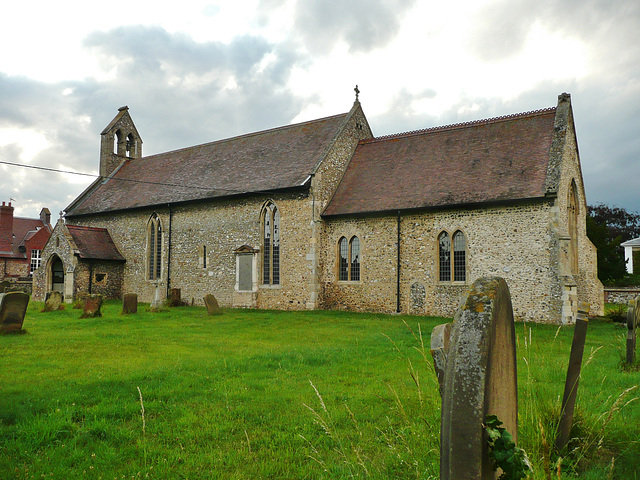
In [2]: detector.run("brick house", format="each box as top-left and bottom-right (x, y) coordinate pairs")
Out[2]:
(34, 93), (603, 323)
(0, 202), (52, 286)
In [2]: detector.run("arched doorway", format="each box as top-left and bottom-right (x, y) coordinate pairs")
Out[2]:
(51, 256), (65, 293)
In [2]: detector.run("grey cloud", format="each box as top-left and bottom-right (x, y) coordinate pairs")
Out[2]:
(287, 0), (417, 54)
(1, 26), (312, 217)
(470, 0), (640, 72)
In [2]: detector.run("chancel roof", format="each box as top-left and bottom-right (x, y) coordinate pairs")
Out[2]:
(66, 225), (125, 261)
(323, 108), (558, 217)
(66, 112), (351, 216)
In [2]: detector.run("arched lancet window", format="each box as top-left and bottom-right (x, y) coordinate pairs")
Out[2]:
(338, 235), (361, 281)
(453, 230), (466, 282)
(568, 181), (579, 274)
(350, 236), (360, 281)
(438, 232), (451, 282)
(439, 230), (467, 282)
(262, 202), (280, 285)
(147, 214), (162, 281)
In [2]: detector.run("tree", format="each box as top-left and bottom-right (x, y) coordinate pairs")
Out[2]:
(587, 204), (640, 283)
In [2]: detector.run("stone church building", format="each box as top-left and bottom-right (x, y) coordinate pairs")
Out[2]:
(33, 93), (603, 323)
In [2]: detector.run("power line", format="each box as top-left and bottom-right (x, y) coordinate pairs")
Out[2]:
(0, 159), (244, 194)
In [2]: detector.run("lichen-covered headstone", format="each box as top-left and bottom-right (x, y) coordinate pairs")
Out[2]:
(627, 298), (638, 364)
(0, 291), (30, 333)
(204, 294), (222, 315)
(430, 322), (452, 397)
(80, 294), (103, 318)
(122, 293), (138, 314)
(168, 288), (182, 307)
(440, 277), (518, 480)
(555, 302), (590, 452)
(43, 291), (63, 312)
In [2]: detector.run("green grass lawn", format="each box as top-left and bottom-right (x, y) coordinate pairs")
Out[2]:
(0, 301), (638, 479)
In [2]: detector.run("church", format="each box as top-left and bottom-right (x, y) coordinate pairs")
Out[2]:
(33, 92), (603, 323)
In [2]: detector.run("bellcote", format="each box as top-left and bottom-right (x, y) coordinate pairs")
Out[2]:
(99, 106), (143, 177)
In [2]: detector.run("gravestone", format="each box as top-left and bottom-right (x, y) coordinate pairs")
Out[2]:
(555, 301), (590, 452)
(43, 291), (63, 312)
(439, 277), (518, 480)
(168, 288), (182, 307)
(0, 291), (30, 333)
(0, 280), (10, 293)
(627, 298), (638, 364)
(430, 322), (452, 397)
(80, 294), (103, 318)
(122, 293), (138, 314)
(204, 294), (222, 315)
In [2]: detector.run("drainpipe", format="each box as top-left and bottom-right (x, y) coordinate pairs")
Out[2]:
(396, 210), (401, 313)
(166, 204), (173, 298)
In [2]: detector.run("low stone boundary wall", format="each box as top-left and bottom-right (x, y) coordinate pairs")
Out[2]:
(605, 287), (640, 304)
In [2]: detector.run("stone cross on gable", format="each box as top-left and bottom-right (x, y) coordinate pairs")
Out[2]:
(354, 85), (360, 101)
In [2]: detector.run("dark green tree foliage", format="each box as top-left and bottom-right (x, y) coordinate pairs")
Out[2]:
(586, 204), (640, 283)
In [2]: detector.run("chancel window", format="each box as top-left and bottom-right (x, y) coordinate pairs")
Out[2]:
(439, 230), (467, 282)
(147, 214), (162, 281)
(438, 232), (451, 282)
(453, 231), (466, 282)
(338, 236), (360, 281)
(262, 202), (280, 285)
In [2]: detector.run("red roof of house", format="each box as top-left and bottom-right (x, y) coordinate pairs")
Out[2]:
(66, 225), (125, 261)
(66, 112), (352, 216)
(323, 108), (558, 217)
(0, 217), (49, 259)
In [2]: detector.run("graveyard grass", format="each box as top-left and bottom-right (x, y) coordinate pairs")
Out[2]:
(1, 302), (639, 479)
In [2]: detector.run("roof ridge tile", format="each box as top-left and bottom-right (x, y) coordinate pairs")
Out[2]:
(362, 107), (557, 144)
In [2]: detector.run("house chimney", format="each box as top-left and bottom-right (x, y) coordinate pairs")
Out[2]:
(0, 202), (15, 251)
(40, 207), (51, 227)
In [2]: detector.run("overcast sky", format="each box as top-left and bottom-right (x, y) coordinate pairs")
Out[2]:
(1, 0), (638, 219)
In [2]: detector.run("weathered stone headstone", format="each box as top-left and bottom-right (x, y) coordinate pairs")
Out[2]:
(555, 301), (590, 452)
(439, 277), (518, 480)
(122, 293), (138, 314)
(168, 288), (182, 307)
(627, 298), (638, 364)
(43, 291), (63, 312)
(0, 280), (10, 293)
(150, 285), (162, 311)
(430, 322), (452, 397)
(0, 291), (30, 333)
(80, 294), (103, 318)
(204, 294), (222, 315)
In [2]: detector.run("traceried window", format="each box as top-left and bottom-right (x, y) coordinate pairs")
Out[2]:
(262, 202), (280, 285)
(439, 230), (467, 282)
(338, 236), (361, 281)
(30, 249), (42, 276)
(147, 214), (162, 281)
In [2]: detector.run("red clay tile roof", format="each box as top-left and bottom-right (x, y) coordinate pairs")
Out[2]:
(323, 108), (558, 217)
(66, 225), (125, 261)
(66, 112), (351, 216)
(0, 218), (48, 259)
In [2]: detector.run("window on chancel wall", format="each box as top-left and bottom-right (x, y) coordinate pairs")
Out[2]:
(262, 202), (280, 285)
(147, 214), (162, 281)
(338, 236), (360, 281)
(453, 230), (466, 282)
(439, 230), (466, 282)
